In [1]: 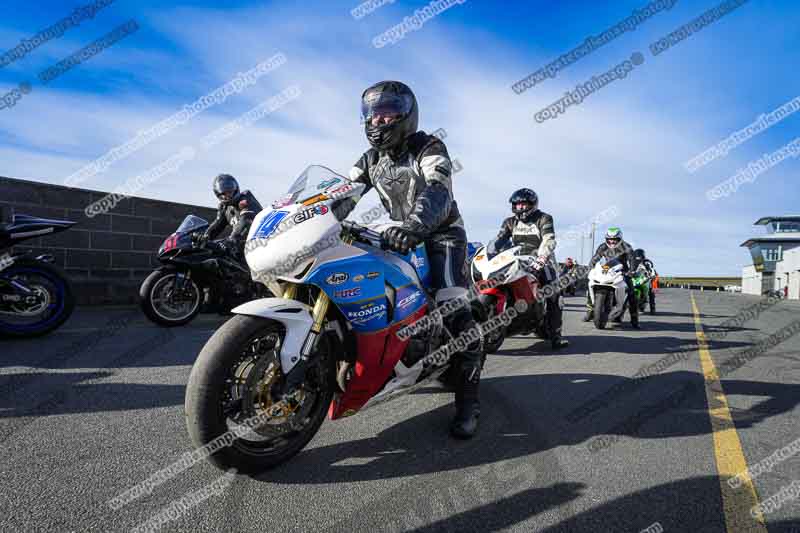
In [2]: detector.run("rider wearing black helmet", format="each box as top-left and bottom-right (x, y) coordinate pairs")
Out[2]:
(632, 248), (657, 312)
(202, 174), (263, 259)
(332, 80), (483, 439)
(490, 188), (569, 349)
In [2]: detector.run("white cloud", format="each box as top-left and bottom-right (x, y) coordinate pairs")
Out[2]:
(0, 2), (781, 276)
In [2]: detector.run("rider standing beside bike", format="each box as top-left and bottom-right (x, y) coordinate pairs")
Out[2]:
(489, 189), (569, 350)
(332, 80), (483, 439)
(201, 174), (263, 261)
(584, 227), (639, 328)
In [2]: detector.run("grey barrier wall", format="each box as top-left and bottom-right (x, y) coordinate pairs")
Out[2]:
(1, 176), (220, 305)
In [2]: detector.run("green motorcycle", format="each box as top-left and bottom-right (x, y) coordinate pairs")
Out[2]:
(631, 267), (655, 314)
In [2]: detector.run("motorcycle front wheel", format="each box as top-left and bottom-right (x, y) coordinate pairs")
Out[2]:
(140, 268), (202, 327)
(185, 315), (334, 475)
(593, 290), (610, 330)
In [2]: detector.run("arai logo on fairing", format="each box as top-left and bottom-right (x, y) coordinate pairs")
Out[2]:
(325, 272), (348, 285)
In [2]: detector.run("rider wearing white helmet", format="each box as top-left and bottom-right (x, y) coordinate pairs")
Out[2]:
(584, 227), (639, 328)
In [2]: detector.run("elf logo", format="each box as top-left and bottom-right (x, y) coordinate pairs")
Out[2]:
(293, 204), (329, 224)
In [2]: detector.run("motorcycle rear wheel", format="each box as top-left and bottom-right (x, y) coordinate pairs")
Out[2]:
(0, 259), (75, 338)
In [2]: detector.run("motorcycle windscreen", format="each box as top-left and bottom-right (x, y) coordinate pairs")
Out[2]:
(175, 215), (209, 234)
(273, 165), (360, 208)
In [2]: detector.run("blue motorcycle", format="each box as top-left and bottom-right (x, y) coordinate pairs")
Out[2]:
(185, 165), (483, 473)
(0, 213), (76, 338)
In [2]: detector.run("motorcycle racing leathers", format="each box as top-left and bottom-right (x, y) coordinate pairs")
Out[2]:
(587, 240), (638, 325)
(204, 190), (263, 260)
(491, 210), (565, 342)
(334, 130), (483, 433)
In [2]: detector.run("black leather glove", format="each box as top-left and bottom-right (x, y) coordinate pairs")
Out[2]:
(384, 226), (423, 255)
(206, 240), (228, 255)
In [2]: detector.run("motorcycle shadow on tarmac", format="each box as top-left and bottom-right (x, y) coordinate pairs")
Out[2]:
(493, 331), (753, 357)
(407, 474), (799, 533)
(253, 371), (800, 487)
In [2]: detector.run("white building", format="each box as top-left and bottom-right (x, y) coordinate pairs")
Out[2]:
(774, 247), (800, 299)
(741, 265), (763, 296)
(740, 216), (800, 296)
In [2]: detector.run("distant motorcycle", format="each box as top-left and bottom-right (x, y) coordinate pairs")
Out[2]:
(0, 213), (76, 338)
(561, 265), (578, 296)
(470, 240), (550, 353)
(587, 257), (628, 329)
(632, 266), (655, 314)
(140, 215), (270, 327)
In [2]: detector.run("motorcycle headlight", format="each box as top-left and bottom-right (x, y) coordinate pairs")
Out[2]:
(489, 263), (513, 282)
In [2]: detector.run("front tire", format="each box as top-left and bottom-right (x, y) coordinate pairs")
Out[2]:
(185, 315), (334, 474)
(593, 290), (610, 330)
(139, 268), (202, 327)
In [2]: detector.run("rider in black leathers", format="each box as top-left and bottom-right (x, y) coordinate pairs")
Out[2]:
(490, 188), (569, 349)
(202, 174), (263, 261)
(332, 80), (482, 439)
(584, 227), (639, 328)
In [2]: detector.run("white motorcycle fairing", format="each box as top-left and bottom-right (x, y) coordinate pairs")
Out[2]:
(588, 261), (627, 320)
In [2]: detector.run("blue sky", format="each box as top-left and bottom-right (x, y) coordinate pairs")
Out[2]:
(0, 0), (798, 276)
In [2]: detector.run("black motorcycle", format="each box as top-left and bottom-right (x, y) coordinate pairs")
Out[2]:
(0, 213), (76, 338)
(139, 215), (269, 327)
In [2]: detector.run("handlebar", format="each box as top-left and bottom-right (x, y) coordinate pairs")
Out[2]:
(341, 220), (386, 249)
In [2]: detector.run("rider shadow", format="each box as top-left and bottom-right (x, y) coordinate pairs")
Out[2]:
(534, 475), (787, 533)
(415, 476), (725, 533)
(494, 334), (752, 358)
(647, 310), (727, 319)
(331, 482), (586, 532)
(254, 372), (800, 486)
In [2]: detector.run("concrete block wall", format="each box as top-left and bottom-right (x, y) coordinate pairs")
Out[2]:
(1, 176), (220, 305)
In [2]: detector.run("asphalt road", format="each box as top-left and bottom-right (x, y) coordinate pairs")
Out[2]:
(1, 289), (799, 532)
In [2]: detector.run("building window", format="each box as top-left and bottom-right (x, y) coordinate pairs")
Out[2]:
(775, 222), (800, 233)
(764, 247), (783, 262)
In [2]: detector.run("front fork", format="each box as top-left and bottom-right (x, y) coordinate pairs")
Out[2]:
(281, 282), (332, 391)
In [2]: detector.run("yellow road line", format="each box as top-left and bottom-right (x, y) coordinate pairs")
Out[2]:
(690, 293), (767, 532)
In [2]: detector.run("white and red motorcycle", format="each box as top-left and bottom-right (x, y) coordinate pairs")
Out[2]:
(470, 240), (551, 353)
